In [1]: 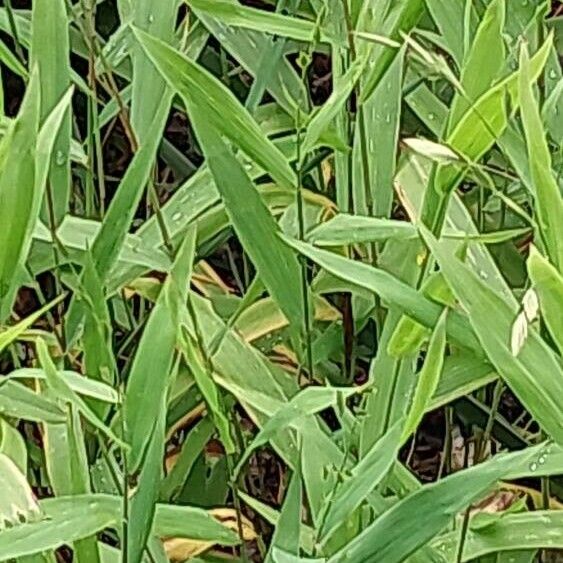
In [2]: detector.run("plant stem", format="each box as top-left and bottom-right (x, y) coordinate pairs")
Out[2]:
(456, 380), (504, 562)
(5, 0), (26, 66)
(455, 505), (471, 563)
(295, 107), (315, 381)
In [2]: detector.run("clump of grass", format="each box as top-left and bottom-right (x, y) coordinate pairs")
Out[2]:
(0, 0), (562, 561)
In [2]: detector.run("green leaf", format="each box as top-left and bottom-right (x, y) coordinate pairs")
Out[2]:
(268, 467), (302, 562)
(433, 34), (552, 195)
(43, 405), (90, 497)
(65, 99), (171, 343)
(179, 324), (235, 454)
(319, 421), (403, 543)
(31, 0), (71, 224)
(0, 420), (27, 475)
(432, 511), (563, 562)
(447, 0), (505, 132)
(42, 402), (100, 562)
(159, 416), (215, 502)
(128, 0), (176, 144)
(282, 236), (481, 354)
(8, 369), (119, 404)
(0, 68), (40, 320)
(425, 0), (467, 66)
(329, 449), (522, 563)
(430, 352), (496, 411)
(195, 15), (305, 116)
(80, 250), (117, 390)
(0, 494), (238, 561)
(401, 310), (447, 442)
(36, 339), (124, 446)
(0, 81), (73, 319)
(307, 214), (416, 246)
(0, 380), (66, 423)
(527, 246), (563, 354)
(368, 46), (405, 217)
(235, 386), (358, 478)
(191, 111), (305, 338)
(127, 403), (166, 563)
(519, 44), (563, 273)
(0, 36), (27, 78)
(301, 55), (367, 157)
(188, 0), (340, 45)
(0, 453), (41, 530)
(125, 228), (196, 470)
(133, 26), (296, 190)
(359, 0), (424, 103)
(420, 227), (563, 443)
(0, 294), (65, 354)
(190, 293), (344, 522)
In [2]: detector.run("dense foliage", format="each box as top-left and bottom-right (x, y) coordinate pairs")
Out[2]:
(0, 0), (562, 561)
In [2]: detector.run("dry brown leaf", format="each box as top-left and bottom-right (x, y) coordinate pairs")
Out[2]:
(162, 508), (256, 561)
(470, 489), (521, 516)
(163, 536), (210, 561)
(500, 482), (563, 510)
(209, 508), (256, 541)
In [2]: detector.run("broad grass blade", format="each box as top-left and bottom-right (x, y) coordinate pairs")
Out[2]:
(191, 112), (304, 338)
(307, 215), (416, 246)
(188, 0), (340, 45)
(125, 228), (196, 470)
(133, 27), (296, 190)
(282, 236), (481, 354)
(519, 45), (563, 273)
(31, 0), (71, 224)
(329, 450), (525, 563)
(447, 0), (505, 132)
(319, 421), (403, 543)
(400, 310), (447, 442)
(129, 0), (176, 143)
(527, 246), (563, 354)
(0, 69), (40, 320)
(421, 228), (563, 443)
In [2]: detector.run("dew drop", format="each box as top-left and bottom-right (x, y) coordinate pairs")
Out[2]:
(55, 150), (65, 166)
(172, 211), (183, 222)
(529, 462), (538, 471)
(538, 455), (546, 465)
(148, 14), (155, 23)
(548, 69), (558, 80)
(428, 113), (436, 121)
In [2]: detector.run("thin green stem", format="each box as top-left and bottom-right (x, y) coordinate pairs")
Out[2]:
(148, 175), (174, 256)
(120, 384), (129, 563)
(44, 180), (68, 354)
(5, 0), (26, 66)
(455, 506), (471, 563)
(296, 107), (314, 381)
(457, 380), (504, 562)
